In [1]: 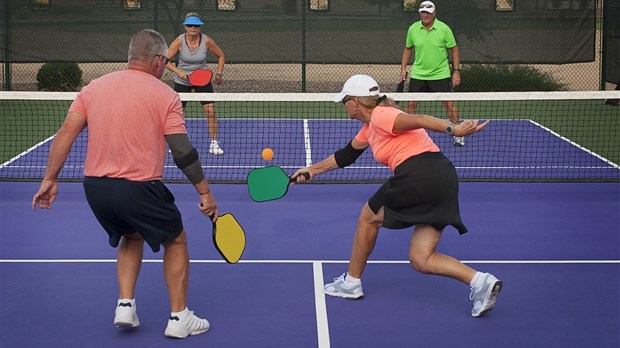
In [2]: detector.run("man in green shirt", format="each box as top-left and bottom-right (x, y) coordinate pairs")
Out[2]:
(400, 1), (464, 146)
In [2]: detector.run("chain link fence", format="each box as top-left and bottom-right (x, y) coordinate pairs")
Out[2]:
(1, 0), (613, 92)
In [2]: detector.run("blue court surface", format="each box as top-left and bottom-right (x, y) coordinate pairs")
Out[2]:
(1, 181), (619, 347)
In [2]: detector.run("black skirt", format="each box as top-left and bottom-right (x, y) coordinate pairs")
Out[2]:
(367, 152), (468, 234)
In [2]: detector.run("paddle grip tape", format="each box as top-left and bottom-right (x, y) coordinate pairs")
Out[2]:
(334, 141), (365, 168)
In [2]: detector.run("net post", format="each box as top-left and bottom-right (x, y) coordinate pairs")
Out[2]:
(301, 0), (307, 92)
(2, 0), (12, 91)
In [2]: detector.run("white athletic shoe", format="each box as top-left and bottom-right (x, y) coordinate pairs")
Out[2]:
(164, 310), (210, 338)
(454, 136), (465, 146)
(114, 301), (139, 328)
(470, 273), (503, 317)
(324, 273), (364, 299)
(209, 140), (224, 156)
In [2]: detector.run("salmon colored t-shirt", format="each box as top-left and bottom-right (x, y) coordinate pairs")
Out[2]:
(69, 69), (186, 181)
(355, 106), (440, 172)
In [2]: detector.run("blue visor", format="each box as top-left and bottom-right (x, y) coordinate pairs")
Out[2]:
(183, 16), (204, 26)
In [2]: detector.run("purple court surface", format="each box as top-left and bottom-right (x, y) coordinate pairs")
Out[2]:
(1, 181), (619, 347)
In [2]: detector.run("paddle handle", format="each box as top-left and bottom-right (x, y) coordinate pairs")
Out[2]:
(290, 172), (310, 182)
(199, 203), (217, 224)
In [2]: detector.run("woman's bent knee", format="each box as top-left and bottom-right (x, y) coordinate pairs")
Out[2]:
(409, 255), (432, 274)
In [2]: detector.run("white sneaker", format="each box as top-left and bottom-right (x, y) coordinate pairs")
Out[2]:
(114, 301), (139, 328)
(470, 273), (503, 317)
(164, 310), (210, 338)
(209, 140), (224, 156)
(324, 273), (364, 299)
(454, 136), (465, 146)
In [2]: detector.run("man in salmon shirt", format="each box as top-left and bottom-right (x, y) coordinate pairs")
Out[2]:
(32, 29), (217, 338)
(293, 75), (502, 318)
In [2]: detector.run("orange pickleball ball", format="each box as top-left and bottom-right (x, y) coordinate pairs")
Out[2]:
(262, 147), (274, 161)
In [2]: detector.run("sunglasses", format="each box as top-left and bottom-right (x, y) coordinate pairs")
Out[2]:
(156, 54), (169, 65)
(341, 97), (354, 105)
(185, 24), (201, 28)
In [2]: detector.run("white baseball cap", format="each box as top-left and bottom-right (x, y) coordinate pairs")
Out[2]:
(419, 1), (436, 13)
(333, 75), (381, 103)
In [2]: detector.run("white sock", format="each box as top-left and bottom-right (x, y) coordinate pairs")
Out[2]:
(171, 307), (190, 321)
(469, 272), (485, 291)
(118, 298), (135, 306)
(344, 272), (361, 287)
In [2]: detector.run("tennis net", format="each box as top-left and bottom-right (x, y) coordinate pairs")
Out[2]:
(1, 91), (619, 182)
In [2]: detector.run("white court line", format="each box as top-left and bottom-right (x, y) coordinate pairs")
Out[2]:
(303, 119), (313, 167)
(2, 259), (616, 347)
(0, 134), (55, 168)
(313, 262), (330, 348)
(1, 259), (618, 264)
(528, 119), (620, 168)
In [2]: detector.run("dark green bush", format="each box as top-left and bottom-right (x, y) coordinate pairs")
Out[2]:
(457, 65), (566, 92)
(36, 62), (83, 91)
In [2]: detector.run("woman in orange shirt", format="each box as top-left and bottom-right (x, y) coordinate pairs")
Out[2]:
(293, 75), (501, 317)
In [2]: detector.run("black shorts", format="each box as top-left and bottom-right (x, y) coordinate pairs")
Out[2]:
(408, 77), (452, 93)
(173, 82), (214, 106)
(367, 152), (468, 234)
(83, 177), (184, 252)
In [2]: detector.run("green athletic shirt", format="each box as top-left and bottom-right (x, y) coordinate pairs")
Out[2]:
(405, 19), (457, 80)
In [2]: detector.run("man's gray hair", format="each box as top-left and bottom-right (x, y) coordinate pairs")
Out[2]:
(128, 29), (168, 62)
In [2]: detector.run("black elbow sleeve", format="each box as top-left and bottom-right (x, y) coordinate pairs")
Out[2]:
(334, 141), (365, 168)
(173, 148), (199, 169)
(174, 148), (205, 184)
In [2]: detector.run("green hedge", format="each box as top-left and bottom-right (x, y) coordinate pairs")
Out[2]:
(36, 62), (83, 91)
(457, 65), (566, 92)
